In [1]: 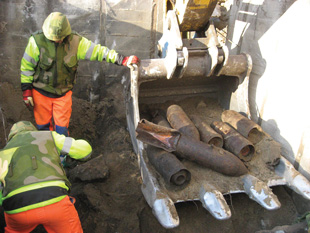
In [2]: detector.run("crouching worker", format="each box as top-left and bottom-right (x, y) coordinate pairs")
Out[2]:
(0, 121), (91, 233)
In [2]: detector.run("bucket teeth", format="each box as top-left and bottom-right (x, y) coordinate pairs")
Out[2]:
(152, 198), (180, 229)
(200, 186), (231, 220)
(138, 146), (180, 229)
(243, 174), (281, 210)
(275, 157), (310, 200)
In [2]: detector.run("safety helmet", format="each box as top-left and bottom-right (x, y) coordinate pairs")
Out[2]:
(42, 12), (71, 41)
(8, 121), (37, 141)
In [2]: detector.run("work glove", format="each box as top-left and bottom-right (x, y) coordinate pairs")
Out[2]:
(22, 89), (34, 107)
(122, 55), (140, 67)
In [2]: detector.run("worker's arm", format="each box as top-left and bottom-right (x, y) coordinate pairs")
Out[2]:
(52, 131), (92, 161)
(20, 36), (40, 107)
(77, 36), (139, 66)
(20, 36), (40, 91)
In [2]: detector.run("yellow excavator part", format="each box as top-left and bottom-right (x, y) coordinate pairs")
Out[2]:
(165, 0), (219, 32)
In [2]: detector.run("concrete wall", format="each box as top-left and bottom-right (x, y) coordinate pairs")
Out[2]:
(226, 0), (310, 179)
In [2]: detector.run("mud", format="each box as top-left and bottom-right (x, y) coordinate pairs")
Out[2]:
(0, 82), (309, 233)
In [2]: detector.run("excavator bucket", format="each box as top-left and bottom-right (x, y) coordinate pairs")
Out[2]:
(124, 0), (310, 229)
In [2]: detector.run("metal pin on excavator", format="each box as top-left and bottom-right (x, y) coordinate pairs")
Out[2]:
(124, 0), (310, 229)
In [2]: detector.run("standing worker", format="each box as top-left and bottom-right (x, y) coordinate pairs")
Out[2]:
(21, 12), (139, 136)
(0, 121), (92, 232)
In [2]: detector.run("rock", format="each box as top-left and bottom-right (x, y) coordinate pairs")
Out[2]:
(69, 154), (109, 182)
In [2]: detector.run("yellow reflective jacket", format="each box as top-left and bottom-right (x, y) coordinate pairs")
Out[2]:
(0, 129), (92, 214)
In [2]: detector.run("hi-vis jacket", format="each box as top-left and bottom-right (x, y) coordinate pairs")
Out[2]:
(21, 30), (124, 97)
(0, 126), (92, 214)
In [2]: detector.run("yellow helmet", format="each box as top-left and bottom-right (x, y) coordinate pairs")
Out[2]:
(42, 12), (71, 41)
(8, 121), (37, 141)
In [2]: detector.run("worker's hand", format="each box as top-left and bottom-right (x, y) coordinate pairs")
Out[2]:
(22, 89), (34, 107)
(122, 55), (140, 67)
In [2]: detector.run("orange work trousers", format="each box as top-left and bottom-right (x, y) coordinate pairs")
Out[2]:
(32, 89), (72, 136)
(4, 196), (83, 233)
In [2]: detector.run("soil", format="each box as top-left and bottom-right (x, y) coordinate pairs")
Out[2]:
(0, 82), (309, 233)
